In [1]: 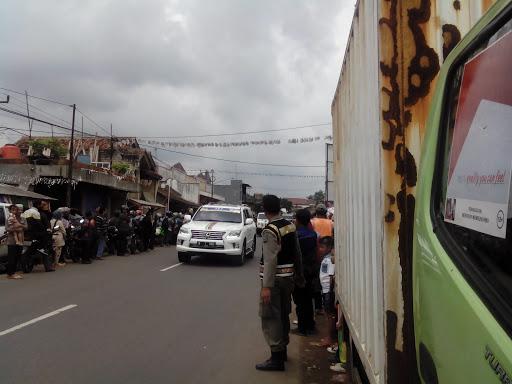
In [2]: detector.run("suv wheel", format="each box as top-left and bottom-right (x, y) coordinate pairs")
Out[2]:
(247, 235), (256, 258)
(178, 252), (191, 264)
(235, 241), (246, 266)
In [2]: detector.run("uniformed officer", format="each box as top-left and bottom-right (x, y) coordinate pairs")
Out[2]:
(256, 195), (304, 372)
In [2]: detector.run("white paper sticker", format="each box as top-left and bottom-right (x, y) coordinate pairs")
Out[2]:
(445, 100), (512, 238)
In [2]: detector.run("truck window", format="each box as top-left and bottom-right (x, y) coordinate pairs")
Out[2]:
(435, 18), (512, 334)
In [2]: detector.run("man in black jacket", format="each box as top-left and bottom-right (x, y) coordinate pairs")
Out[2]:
(25, 204), (54, 272)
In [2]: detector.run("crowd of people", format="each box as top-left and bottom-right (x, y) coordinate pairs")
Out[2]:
(4, 200), (190, 280)
(293, 204), (345, 373)
(256, 198), (345, 374)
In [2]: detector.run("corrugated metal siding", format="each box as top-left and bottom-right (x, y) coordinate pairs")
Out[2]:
(333, 0), (496, 383)
(332, 1), (384, 383)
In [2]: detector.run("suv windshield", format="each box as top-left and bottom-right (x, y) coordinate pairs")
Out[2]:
(257, 213), (266, 219)
(193, 208), (242, 223)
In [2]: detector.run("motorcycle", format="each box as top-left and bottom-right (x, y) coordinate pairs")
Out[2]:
(127, 230), (138, 254)
(21, 230), (53, 273)
(67, 217), (85, 262)
(106, 225), (118, 255)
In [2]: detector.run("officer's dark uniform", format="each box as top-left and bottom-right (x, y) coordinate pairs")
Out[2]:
(257, 215), (303, 371)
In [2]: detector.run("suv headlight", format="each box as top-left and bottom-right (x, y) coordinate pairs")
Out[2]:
(228, 230), (241, 237)
(179, 227), (190, 234)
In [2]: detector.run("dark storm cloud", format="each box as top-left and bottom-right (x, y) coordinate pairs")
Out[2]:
(0, 0), (355, 196)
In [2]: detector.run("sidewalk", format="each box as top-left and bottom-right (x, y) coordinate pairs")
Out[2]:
(288, 312), (351, 383)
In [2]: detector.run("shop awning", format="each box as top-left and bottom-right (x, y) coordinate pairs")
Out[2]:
(156, 188), (199, 208)
(127, 198), (165, 208)
(0, 183), (57, 201)
(199, 191), (225, 202)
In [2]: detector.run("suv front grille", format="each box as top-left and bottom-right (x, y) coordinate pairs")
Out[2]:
(191, 230), (225, 240)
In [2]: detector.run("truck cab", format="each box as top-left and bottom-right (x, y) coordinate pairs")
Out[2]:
(413, 2), (512, 382)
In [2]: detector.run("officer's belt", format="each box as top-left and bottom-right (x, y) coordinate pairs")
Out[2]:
(259, 263), (294, 278)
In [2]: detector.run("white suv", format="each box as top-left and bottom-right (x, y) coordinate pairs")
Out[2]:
(176, 204), (257, 265)
(256, 212), (268, 236)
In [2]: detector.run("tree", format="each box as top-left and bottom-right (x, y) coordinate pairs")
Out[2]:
(308, 190), (325, 205)
(280, 198), (293, 212)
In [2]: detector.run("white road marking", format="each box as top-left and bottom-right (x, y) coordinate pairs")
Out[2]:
(160, 262), (183, 272)
(0, 304), (77, 337)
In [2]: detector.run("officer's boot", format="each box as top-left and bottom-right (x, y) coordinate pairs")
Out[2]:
(255, 351), (285, 371)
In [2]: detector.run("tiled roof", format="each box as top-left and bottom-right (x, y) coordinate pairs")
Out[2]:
(287, 197), (314, 206)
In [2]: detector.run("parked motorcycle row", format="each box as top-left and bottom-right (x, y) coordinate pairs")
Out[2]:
(1, 207), (187, 274)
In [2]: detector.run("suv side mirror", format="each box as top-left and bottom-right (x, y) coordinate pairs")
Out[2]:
(183, 214), (192, 223)
(245, 218), (254, 225)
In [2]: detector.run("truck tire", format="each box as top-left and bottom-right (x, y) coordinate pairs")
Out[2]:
(178, 252), (191, 263)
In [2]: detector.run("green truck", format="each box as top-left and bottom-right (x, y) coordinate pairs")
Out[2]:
(331, 1), (511, 382)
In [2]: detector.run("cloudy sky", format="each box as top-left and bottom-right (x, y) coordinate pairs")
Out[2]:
(0, 0), (355, 198)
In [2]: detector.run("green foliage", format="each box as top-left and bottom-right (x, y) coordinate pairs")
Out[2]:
(280, 198), (293, 212)
(307, 190), (325, 205)
(29, 138), (66, 157)
(111, 161), (131, 174)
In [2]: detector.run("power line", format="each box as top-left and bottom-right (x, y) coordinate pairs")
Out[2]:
(76, 107), (111, 136)
(251, 185), (318, 192)
(186, 169), (325, 178)
(137, 123), (331, 139)
(141, 144), (324, 168)
(0, 87), (71, 107)
(0, 92), (71, 128)
(0, 106), (98, 137)
(0, 126), (76, 137)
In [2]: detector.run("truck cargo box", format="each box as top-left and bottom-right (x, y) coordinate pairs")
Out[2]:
(331, 1), (499, 382)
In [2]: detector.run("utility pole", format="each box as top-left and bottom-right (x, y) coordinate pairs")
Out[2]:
(81, 116), (84, 139)
(66, 104), (76, 207)
(210, 169), (214, 198)
(110, 123), (113, 169)
(167, 178), (172, 212)
(25, 91), (32, 139)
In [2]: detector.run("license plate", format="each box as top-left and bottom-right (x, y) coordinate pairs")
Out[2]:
(198, 241), (214, 248)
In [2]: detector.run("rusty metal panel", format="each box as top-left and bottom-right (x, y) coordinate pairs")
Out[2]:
(333, 0), (495, 383)
(378, 0), (496, 382)
(332, 1), (385, 383)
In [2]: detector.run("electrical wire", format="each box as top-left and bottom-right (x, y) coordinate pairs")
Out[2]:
(0, 87), (71, 107)
(141, 144), (324, 168)
(136, 123), (331, 139)
(76, 107), (111, 136)
(0, 93), (71, 128)
(0, 106), (98, 137)
(186, 169), (324, 178)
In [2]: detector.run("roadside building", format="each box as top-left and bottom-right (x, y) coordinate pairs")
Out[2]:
(213, 179), (252, 205)
(155, 162), (200, 212)
(0, 136), (161, 214)
(195, 171), (225, 204)
(286, 197), (314, 211)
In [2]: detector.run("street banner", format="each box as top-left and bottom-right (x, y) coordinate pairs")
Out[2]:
(445, 30), (512, 238)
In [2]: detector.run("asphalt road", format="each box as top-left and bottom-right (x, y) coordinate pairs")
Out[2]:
(0, 240), (335, 384)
